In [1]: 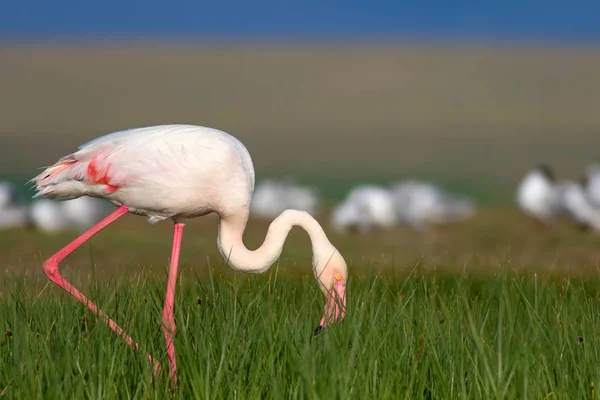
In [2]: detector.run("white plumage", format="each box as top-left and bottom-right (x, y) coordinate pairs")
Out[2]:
(30, 124), (348, 383)
(390, 180), (475, 230)
(32, 125), (257, 224)
(61, 197), (115, 229)
(0, 204), (29, 229)
(331, 181), (475, 233)
(29, 197), (114, 233)
(330, 185), (397, 233)
(516, 165), (561, 224)
(250, 178), (320, 219)
(554, 180), (600, 229)
(30, 199), (69, 233)
(0, 182), (23, 209)
(584, 162), (600, 208)
(0, 181), (29, 229)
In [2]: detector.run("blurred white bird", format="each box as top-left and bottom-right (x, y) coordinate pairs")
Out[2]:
(30, 199), (68, 233)
(0, 204), (29, 229)
(0, 181), (29, 229)
(61, 197), (115, 229)
(285, 184), (320, 214)
(583, 162), (600, 208)
(391, 180), (475, 230)
(330, 185), (397, 233)
(30, 197), (113, 233)
(516, 164), (561, 225)
(0, 181), (23, 209)
(249, 180), (283, 218)
(555, 177), (600, 230)
(250, 178), (320, 219)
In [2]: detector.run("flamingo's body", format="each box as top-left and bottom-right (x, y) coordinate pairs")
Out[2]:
(32, 124), (348, 385)
(35, 125), (256, 223)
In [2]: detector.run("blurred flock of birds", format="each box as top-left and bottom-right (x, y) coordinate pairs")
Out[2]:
(1, 162), (600, 235)
(517, 163), (600, 231)
(250, 178), (476, 233)
(0, 182), (113, 233)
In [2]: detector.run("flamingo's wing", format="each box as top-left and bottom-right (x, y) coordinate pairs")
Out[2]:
(31, 125), (202, 198)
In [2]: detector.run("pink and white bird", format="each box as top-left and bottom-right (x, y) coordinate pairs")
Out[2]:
(31, 124), (348, 385)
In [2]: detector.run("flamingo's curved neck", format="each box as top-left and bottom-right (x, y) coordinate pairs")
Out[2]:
(216, 209), (330, 273)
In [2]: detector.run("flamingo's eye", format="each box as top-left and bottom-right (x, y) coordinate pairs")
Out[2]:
(335, 273), (342, 281)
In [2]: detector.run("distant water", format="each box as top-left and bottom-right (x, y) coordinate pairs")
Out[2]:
(1, 1), (599, 42)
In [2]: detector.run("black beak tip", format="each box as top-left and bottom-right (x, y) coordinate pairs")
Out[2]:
(313, 325), (325, 337)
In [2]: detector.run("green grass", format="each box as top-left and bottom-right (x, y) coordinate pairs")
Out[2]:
(3, 207), (600, 398)
(2, 266), (600, 399)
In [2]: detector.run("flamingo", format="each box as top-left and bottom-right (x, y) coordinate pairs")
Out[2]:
(30, 124), (348, 385)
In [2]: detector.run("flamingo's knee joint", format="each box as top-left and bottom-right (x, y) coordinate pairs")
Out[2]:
(43, 258), (61, 281)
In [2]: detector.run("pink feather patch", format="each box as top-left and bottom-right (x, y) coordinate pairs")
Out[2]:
(87, 156), (119, 193)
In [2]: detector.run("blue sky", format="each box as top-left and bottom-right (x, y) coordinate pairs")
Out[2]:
(1, 0), (598, 42)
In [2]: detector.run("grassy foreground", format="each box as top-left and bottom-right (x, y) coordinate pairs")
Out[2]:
(2, 266), (600, 399)
(2, 209), (600, 398)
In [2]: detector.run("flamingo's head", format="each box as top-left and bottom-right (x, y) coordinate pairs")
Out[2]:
(312, 246), (347, 336)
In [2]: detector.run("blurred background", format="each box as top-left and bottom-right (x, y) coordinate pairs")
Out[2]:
(2, 0), (600, 275)
(1, 0), (599, 202)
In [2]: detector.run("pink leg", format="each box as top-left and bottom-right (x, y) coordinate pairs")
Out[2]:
(42, 205), (161, 374)
(162, 223), (184, 386)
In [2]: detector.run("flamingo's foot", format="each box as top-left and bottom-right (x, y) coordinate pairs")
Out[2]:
(169, 372), (178, 389)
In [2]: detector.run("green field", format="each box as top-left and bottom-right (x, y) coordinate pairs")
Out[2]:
(3, 263), (600, 399)
(2, 210), (600, 398)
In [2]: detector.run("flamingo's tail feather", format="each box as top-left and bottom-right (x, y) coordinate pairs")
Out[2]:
(30, 156), (89, 200)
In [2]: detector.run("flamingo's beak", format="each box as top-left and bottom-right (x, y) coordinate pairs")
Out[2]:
(313, 280), (346, 337)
